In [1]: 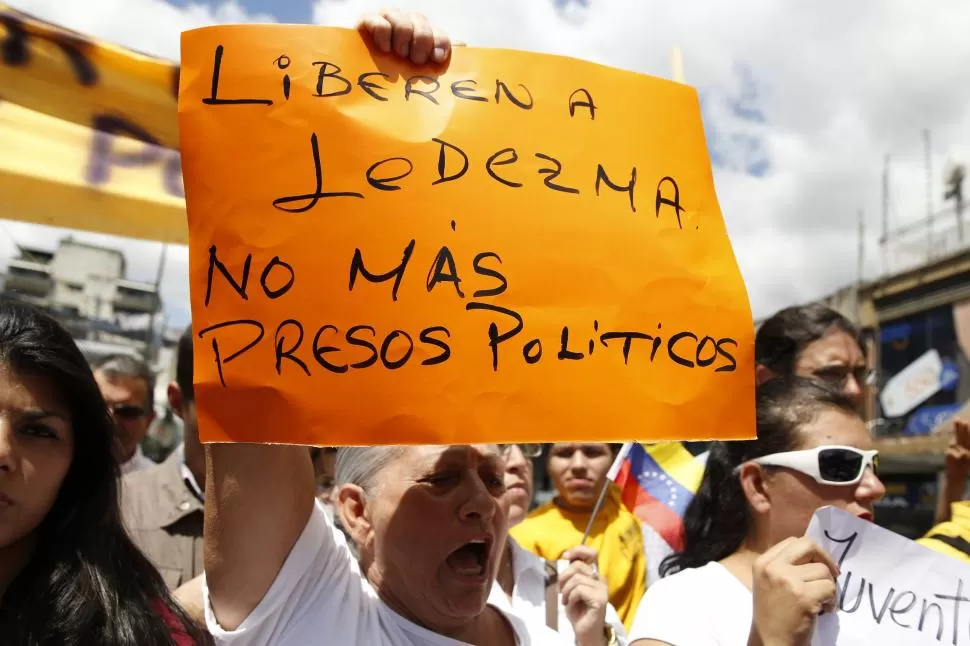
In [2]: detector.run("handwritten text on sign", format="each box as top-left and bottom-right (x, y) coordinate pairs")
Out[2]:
(177, 26), (754, 446)
(808, 506), (970, 646)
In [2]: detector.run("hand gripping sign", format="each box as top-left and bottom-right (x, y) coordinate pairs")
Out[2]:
(177, 25), (755, 446)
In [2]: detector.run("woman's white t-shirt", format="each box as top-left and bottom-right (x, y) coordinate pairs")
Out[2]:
(628, 562), (752, 646)
(203, 500), (566, 646)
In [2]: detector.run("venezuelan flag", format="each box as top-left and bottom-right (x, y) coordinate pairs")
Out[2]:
(608, 442), (707, 551)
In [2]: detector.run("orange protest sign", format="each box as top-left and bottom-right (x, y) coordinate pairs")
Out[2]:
(178, 25), (755, 446)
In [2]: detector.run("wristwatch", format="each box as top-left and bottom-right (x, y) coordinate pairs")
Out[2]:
(603, 624), (619, 646)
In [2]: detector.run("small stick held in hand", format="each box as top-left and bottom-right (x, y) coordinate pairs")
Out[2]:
(580, 479), (611, 546)
(580, 442), (632, 545)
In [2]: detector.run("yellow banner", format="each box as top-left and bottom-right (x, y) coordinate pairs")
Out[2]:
(0, 4), (186, 243)
(179, 25), (756, 446)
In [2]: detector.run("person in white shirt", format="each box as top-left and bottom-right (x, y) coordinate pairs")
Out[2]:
(491, 443), (626, 645)
(205, 436), (572, 645)
(92, 354), (157, 474)
(202, 19), (591, 646)
(121, 444), (154, 474)
(628, 378), (886, 646)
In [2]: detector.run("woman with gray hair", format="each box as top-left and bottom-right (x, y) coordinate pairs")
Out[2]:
(205, 437), (582, 644)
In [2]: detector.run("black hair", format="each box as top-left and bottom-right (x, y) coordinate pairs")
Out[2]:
(0, 303), (209, 645)
(755, 303), (860, 376)
(659, 377), (860, 577)
(93, 352), (156, 411)
(175, 325), (194, 403)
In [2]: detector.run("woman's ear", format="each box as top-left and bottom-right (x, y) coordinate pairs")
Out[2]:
(336, 484), (372, 547)
(738, 462), (772, 515)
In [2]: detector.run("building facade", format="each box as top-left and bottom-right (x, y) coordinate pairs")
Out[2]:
(2, 236), (166, 368)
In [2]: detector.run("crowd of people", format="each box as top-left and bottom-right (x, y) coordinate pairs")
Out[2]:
(2, 8), (969, 646)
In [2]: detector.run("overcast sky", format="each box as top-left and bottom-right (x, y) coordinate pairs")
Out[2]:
(8, 0), (970, 327)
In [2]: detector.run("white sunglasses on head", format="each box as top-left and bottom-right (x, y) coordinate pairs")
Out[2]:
(738, 445), (880, 486)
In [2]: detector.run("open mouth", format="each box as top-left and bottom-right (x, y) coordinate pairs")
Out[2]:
(445, 538), (491, 578)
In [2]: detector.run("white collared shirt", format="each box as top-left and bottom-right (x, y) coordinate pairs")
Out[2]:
(120, 445), (155, 475)
(173, 443), (204, 500)
(488, 538), (628, 645)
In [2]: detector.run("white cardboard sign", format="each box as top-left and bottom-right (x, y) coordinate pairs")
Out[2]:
(807, 506), (970, 645)
(880, 349), (944, 418)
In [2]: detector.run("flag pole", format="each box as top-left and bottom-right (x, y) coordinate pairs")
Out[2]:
(580, 478), (612, 546)
(670, 45), (685, 84)
(580, 443), (634, 545)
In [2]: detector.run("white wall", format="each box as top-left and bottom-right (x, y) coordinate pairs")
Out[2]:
(49, 241), (123, 318)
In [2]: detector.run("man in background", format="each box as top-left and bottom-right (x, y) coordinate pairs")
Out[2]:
(93, 354), (157, 473)
(121, 327), (205, 589)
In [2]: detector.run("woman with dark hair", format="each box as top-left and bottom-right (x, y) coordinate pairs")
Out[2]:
(0, 302), (208, 645)
(627, 378), (886, 646)
(756, 303), (868, 408)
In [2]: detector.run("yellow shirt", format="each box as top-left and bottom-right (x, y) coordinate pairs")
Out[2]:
(510, 486), (646, 632)
(917, 501), (970, 563)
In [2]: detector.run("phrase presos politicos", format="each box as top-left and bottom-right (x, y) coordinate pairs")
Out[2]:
(198, 244), (738, 387)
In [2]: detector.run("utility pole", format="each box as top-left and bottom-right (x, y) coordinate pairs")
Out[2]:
(881, 154), (890, 275)
(924, 129), (933, 261)
(945, 163), (966, 246)
(856, 209), (865, 323)
(145, 243), (167, 360)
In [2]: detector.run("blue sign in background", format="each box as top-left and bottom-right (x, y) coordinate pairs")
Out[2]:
(879, 305), (966, 434)
(903, 402), (964, 436)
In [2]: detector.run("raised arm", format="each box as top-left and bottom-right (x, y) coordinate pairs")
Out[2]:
(201, 12), (453, 632)
(204, 444), (314, 630)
